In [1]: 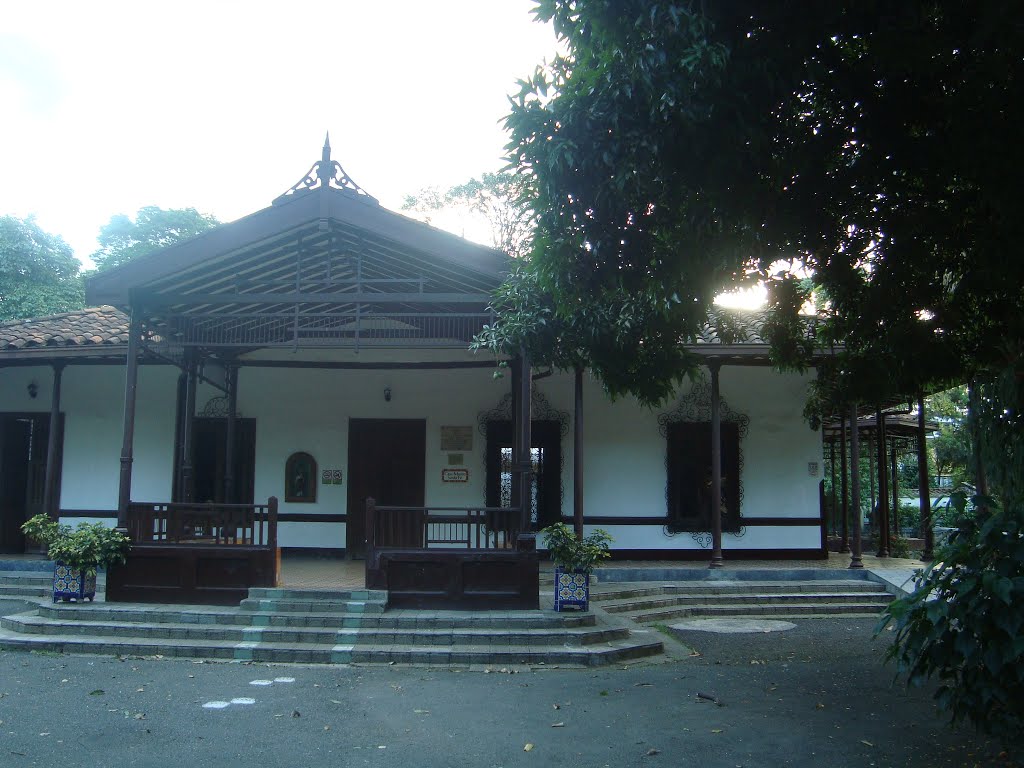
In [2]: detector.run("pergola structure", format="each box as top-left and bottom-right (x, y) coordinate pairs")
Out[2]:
(822, 401), (938, 565)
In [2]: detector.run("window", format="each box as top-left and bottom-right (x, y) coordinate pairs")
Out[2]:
(666, 422), (741, 533)
(485, 421), (562, 530)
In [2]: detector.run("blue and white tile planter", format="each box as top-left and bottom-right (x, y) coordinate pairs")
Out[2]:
(554, 567), (590, 612)
(52, 563), (97, 603)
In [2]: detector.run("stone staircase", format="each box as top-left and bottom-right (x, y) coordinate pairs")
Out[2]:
(0, 570), (53, 601)
(590, 579), (894, 623)
(0, 585), (663, 667)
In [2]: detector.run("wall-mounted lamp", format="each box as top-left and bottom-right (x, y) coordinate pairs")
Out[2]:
(27, 381), (38, 399)
(384, 386), (392, 402)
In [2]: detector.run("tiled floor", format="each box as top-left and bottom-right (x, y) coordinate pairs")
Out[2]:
(277, 551), (927, 591)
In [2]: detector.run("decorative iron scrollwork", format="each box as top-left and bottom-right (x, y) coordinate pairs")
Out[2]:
(199, 396), (240, 418)
(477, 385), (570, 438)
(274, 137), (378, 204)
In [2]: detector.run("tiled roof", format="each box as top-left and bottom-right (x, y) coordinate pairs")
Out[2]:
(0, 306), (129, 351)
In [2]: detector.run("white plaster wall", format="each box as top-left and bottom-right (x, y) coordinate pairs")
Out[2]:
(0, 356), (823, 552)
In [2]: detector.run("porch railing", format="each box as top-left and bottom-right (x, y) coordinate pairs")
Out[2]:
(366, 500), (523, 553)
(126, 497), (278, 548)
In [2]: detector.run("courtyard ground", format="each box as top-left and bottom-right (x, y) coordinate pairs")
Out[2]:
(0, 607), (1007, 768)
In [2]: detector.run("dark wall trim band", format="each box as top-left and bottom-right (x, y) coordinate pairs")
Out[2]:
(563, 516), (822, 527)
(608, 548), (828, 561)
(277, 513), (346, 523)
(239, 360), (498, 371)
(59, 509), (118, 519)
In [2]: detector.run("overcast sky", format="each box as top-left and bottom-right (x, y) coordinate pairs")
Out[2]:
(1, 1), (558, 264)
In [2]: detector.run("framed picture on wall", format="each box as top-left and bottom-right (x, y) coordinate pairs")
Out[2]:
(285, 451), (317, 503)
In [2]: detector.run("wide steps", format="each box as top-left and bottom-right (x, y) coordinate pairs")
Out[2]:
(2, 613), (626, 647)
(0, 627), (659, 667)
(32, 603), (597, 630)
(590, 579), (892, 623)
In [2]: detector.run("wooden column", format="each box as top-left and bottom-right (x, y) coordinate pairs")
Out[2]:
(876, 408), (889, 557)
(891, 446), (900, 538)
(918, 395), (934, 560)
(573, 367), (584, 539)
(224, 363), (239, 504)
(839, 418), (850, 553)
(42, 363), (64, 519)
(173, 372), (187, 501)
(828, 434), (837, 538)
(709, 360), (724, 568)
(849, 404), (864, 568)
(117, 309), (142, 529)
(517, 348), (533, 532)
(509, 357), (522, 512)
(180, 353), (198, 504)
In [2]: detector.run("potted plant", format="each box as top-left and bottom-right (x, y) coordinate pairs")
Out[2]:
(540, 522), (612, 612)
(21, 514), (131, 603)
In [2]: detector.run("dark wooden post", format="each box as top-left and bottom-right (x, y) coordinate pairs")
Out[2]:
(876, 408), (889, 557)
(509, 357), (522, 511)
(891, 446), (900, 539)
(840, 417), (849, 553)
(918, 394), (934, 560)
(709, 360), (724, 568)
(517, 348), (533, 532)
(42, 363), (64, 519)
(827, 434), (837, 538)
(224, 363), (239, 504)
(365, 496), (376, 562)
(849, 404), (864, 568)
(117, 309), (142, 529)
(180, 352), (198, 503)
(573, 367), (584, 539)
(268, 496), (278, 549)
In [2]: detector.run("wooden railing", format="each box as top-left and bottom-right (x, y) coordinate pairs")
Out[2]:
(126, 497), (278, 548)
(366, 500), (523, 554)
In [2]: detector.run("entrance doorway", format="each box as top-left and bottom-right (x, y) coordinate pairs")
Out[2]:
(0, 413), (61, 554)
(346, 419), (426, 558)
(176, 418), (257, 504)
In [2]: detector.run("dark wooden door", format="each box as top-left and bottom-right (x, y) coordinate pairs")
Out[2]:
(0, 415), (59, 554)
(485, 420), (562, 530)
(347, 419), (426, 558)
(185, 418), (257, 504)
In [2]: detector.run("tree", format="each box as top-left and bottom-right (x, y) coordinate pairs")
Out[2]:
(403, 170), (536, 259)
(91, 206), (219, 271)
(0, 215), (84, 321)
(504, 0), (1024, 746)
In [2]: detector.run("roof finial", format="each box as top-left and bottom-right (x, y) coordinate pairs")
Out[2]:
(322, 132), (331, 164)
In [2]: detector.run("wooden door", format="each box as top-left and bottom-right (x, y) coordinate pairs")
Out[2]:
(0, 415), (59, 554)
(485, 420), (562, 530)
(346, 419), (426, 558)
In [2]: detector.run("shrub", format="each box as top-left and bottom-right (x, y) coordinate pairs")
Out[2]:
(540, 523), (612, 573)
(22, 514), (131, 576)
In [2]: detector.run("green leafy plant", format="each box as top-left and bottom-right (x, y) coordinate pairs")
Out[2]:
(879, 489), (1024, 752)
(888, 533), (912, 559)
(21, 514), (130, 576)
(540, 523), (612, 573)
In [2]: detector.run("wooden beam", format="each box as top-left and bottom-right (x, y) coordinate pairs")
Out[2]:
(141, 291), (492, 307)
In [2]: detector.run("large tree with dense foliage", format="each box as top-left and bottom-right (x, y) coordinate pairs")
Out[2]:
(0, 215), (84, 321)
(91, 206), (219, 271)
(500, 0), (1023, 747)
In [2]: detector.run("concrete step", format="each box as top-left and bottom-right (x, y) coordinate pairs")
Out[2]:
(0, 628), (663, 667)
(598, 591), (890, 614)
(0, 586), (50, 598)
(34, 603), (598, 630)
(591, 579), (888, 601)
(623, 601), (889, 623)
(0, 571), (54, 586)
(2, 613), (628, 647)
(239, 597), (386, 614)
(246, 588), (388, 602)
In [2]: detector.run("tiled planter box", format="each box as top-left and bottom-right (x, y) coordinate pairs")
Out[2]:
(52, 563), (97, 603)
(554, 567), (590, 612)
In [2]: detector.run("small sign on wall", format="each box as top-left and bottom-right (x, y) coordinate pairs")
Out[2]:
(441, 468), (469, 483)
(807, 461), (819, 477)
(321, 469), (344, 485)
(440, 426), (473, 451)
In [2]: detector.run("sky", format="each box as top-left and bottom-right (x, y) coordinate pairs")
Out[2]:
(1, 1), (558, 265)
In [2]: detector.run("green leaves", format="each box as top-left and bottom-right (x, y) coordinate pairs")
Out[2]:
(90, 206), (219, 271)
(21, 514), (130, 575)
(0, 215), (84, 321)
(540, 523), (612, 573)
